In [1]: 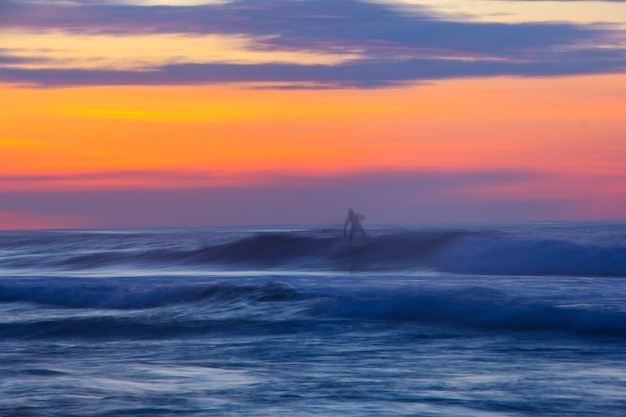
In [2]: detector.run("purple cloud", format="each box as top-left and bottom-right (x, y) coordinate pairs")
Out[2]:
(0, 169), (581, 228)
(1, 0), (625, 88)
(0, 0), (610, 54)
(2, 50), (624, 88)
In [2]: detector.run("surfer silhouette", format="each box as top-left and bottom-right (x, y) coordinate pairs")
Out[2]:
(344, 208), (368, 242)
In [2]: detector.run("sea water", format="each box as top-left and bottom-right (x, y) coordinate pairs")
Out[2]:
(0, 222), (625, 416)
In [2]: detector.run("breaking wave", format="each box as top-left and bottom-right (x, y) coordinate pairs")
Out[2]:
(314, 286), (626, 337)
(1, 280), (624, 338)
(7, 229), (625, 277)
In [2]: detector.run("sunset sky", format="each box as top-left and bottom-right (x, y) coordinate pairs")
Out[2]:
(1, 0), (626, 229)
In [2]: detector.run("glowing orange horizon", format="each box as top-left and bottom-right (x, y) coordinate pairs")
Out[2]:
(2, 74), (625, 183)
(2, 74), (626, 228)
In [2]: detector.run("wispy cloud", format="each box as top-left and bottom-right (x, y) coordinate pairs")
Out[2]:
(1, 0), (625, 88)
(0, 168), (595, 227)
(2, 51), (625, 89)
(0, 169), (294, 191)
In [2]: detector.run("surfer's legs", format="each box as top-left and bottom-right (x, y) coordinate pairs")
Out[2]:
(348, 225), (366, 242)
(358, 225), (368, 241)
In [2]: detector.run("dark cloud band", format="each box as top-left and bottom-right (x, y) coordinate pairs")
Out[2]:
(2, 50), (625, 88)
(1, 0), (625, 88)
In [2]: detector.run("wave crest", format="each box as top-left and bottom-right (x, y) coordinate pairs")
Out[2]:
(314, 286), (626, 337)
(2, 280), (624, 338)
(4, 228), (626, 277)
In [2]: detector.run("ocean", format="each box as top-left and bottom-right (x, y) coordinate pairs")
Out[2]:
(0, 222), (625, 416)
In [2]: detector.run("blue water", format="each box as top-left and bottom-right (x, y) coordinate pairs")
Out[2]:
(1, 222), (625, 416)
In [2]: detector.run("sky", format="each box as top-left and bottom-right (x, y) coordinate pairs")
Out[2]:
(1, 0), (626, 229)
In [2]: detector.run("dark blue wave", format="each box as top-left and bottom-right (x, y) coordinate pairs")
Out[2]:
(313, 286), (626, 337)
(2, 228), (626, 277)
(0, 280), (299, 309)
(1, 280), (624, 338)
(62, 231), (626, 277)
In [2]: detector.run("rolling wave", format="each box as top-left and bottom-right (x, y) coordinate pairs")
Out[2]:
(0, 280), (299, 309)
(1, 280), (624, 338)
(314, 286), (626, 337)
(10, 229), (625, 277)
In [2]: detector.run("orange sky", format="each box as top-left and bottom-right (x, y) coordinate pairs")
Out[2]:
(3, 74), (625, 189)
(2, 0), (626, 228)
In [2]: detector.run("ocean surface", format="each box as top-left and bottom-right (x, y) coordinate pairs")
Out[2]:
(1, 222), (625, 416)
